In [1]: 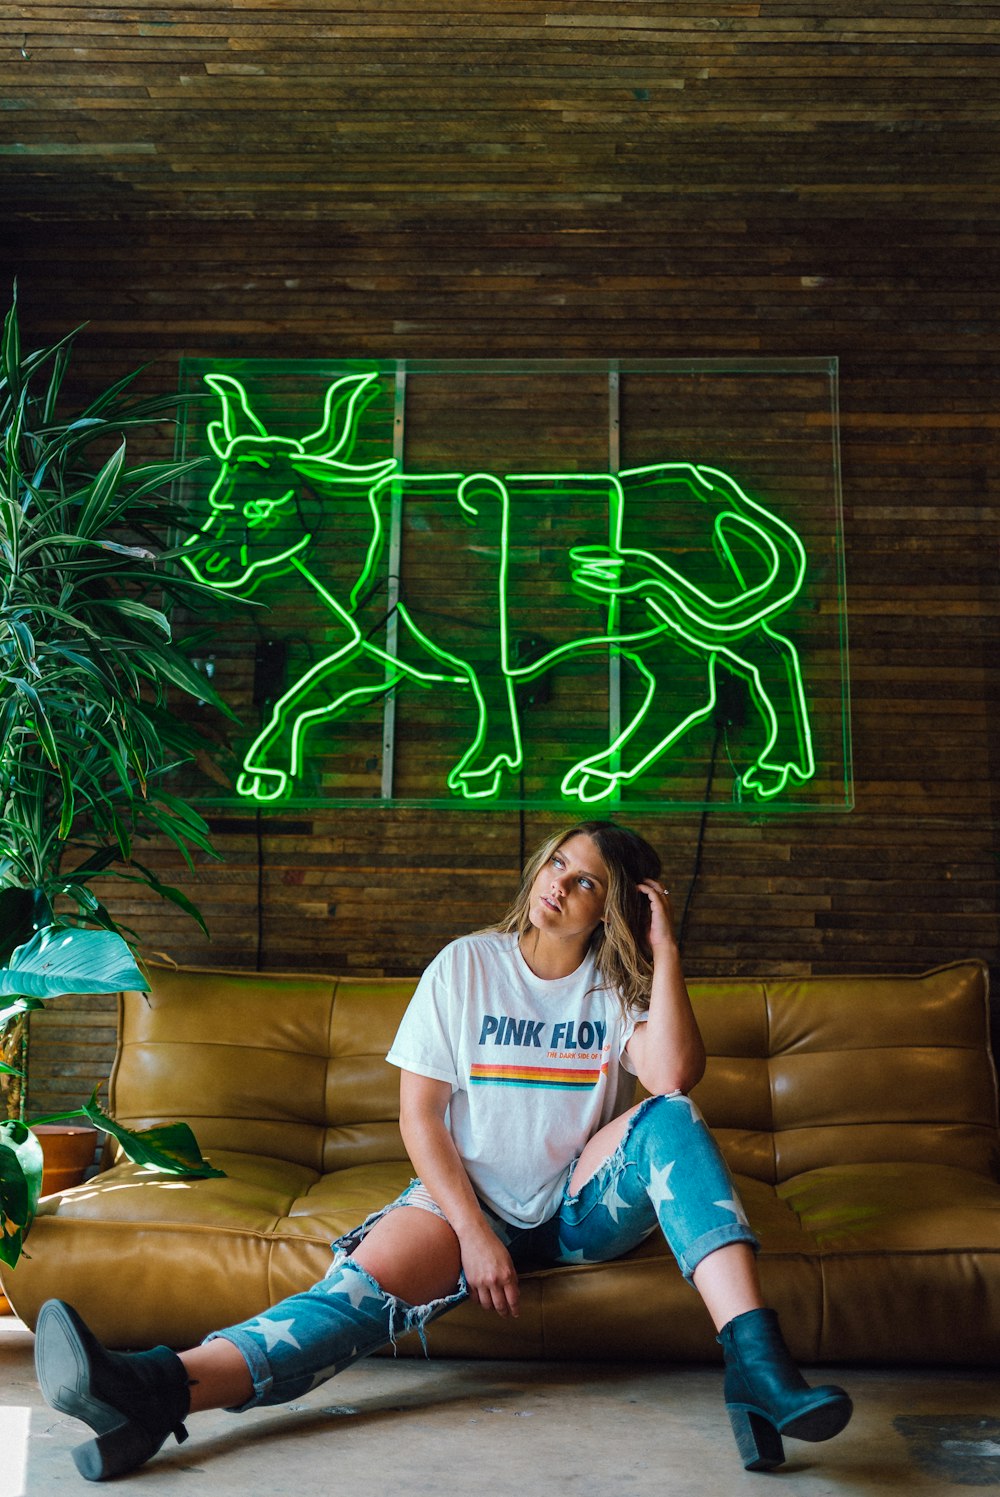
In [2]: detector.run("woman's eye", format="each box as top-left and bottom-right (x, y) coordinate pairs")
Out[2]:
(579, 878), (593, 891)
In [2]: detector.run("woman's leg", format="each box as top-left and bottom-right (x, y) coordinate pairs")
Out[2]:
(35, 1200), (467, 1481)
(179, 1204), (462, 1410)
(691, 1243), (764, 1331)
(573, 1098), (765, 1326)
(200, 1204), (464, 1411)
(555, 1094), (851, 1473)
(181, 1339), (254, 1412)
(557, 1092), (759, 1284)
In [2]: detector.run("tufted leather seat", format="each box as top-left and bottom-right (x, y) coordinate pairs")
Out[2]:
(4, 959), (997, 1363)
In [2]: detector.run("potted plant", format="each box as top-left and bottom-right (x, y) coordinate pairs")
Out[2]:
(0, 930), (225, 1276)
(0, 284), (234, 1275)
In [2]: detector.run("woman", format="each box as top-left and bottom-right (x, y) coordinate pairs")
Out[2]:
(35, 820), (851, 1481)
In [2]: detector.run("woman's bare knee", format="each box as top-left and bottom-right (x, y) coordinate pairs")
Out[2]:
(350, 1207), (462, 1304)
(568, 1102), (643, 1194)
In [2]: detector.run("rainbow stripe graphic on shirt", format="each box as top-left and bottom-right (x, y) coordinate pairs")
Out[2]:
(470, 1061), (608, 1091)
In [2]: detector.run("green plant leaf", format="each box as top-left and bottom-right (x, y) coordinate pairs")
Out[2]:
(0, 1121), (41, 1225)
(145, 790), (216, 844)
(93, 539), (159, 561)
(20, 530), (135, 558)
(7, 677), (60, 767)
(99, 597), (172, 637)
(110, 811), (132, 862)
(0, 291), (240, 954)
(46, 643), (115, 691)
(71, 883), (100, 914)
(0, 1120), (44, 1268)
(0, 925), (150, 999)
(7, 602), (101, 639)
(8, 328), (78, 402)
(0, 847), (36, 886)
(135, 806), (213, 871)
(7, 616), (37, 670)
(0, 886), (51, 964)
(78, 1092), (226, 1178)
(42, 341), (71, 423)
(101, 456), (206, 514)
(121, 858), (211, 934)
(62, 416), (105, 435)
(0, 995), (45, 1028)
(74, 438), (126, 537)
(89, 900), (120, 934)
(1, 288), (22, 402)
(78, 364), (146, 417)
(133, 644), (234, 717)
(57, 757), (75, 839)
(63, 846), (121, 881)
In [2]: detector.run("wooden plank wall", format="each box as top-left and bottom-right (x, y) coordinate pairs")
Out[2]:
(1, 2), (998, 1110)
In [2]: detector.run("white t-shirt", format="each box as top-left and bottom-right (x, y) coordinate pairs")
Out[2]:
(386, 930), (644, 1227)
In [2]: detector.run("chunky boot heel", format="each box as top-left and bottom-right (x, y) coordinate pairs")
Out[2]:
(74, 1418), (186, 1484)
(727, 1406), (785, 1471)
(35, 1299), (191, 1481)
(718, 1308), (852, 1473)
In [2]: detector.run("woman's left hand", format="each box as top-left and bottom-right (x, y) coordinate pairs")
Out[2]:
(627, 880), (705, 1094)
(638, 879), (678, 952)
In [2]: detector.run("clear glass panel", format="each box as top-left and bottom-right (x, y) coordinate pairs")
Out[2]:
(174, 358), (850, 814)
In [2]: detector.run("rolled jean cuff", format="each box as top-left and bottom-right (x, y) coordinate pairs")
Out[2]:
(206, 1327), (279, 1411)
(676, 1222), (760, 1283)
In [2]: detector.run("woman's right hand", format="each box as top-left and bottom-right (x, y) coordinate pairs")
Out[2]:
(458, 1220), (520, 1317)
(398, 1071), (520, 1316)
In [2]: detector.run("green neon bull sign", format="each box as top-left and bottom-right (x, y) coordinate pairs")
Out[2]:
(181, 372), (816, 807)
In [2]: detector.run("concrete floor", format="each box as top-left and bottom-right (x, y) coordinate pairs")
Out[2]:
(2, 1312), (999, 1496)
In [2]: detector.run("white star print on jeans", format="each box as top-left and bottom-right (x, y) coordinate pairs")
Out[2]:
(480, 1093), (758, 1280)
(243, 1317), (301, 1353)
(205, 1260), (465, 1410)
(204, 1094), (757, 1411)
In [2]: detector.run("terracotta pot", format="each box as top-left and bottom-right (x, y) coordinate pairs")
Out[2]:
(31, 1124), (98, 1196)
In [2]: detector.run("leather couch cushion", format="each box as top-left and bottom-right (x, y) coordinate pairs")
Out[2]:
(4, 958), (996, 1365)
(110, 969), (414, 1172)
(688, 962), (998, 1184)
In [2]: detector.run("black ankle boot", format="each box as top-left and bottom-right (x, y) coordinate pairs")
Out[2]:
(717, 1307), (852, 1472)
(34, 1299), (192, 1481)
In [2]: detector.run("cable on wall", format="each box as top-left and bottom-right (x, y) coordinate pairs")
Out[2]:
(255, 808), (264, 971)
(677, 667), (749, 953)
(677, 727), (720, 955)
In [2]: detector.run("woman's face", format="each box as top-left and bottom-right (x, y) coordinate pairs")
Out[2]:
(526, 833), (609, 942)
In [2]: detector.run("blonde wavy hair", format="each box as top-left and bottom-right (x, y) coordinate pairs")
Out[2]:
(493, 820), (663, 1015)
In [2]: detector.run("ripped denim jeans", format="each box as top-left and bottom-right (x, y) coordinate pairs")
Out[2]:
(209, 1093), (757, 1409)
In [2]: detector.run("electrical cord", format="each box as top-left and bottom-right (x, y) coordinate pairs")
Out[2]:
(677, 724), (721, 955)
(255, 808), (264, 972)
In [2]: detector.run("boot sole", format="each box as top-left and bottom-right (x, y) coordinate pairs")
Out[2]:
(34, 1300), (157, 1482)
(779, 1390), (853, 1443)
(35, 1301), (123, 1432)
(729, 1388), (853, 1446)
(727, 1390), (852, 1471)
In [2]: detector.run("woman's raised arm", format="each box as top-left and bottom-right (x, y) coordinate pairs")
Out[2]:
(624, 882), (707, 1096)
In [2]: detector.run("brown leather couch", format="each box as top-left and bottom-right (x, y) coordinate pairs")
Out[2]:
(4, 959), (998, 1364)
